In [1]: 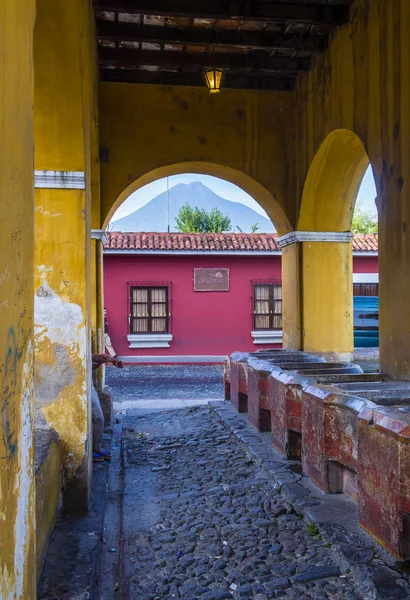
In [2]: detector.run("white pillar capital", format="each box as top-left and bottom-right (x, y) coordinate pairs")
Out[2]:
(277, 231), (353, 248)
(34, 170), (86, 190)
(91, 229), (108, 245)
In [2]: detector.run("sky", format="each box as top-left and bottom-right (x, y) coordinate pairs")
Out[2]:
(356, 165), (377, 214)
(110, 166), (378, 225)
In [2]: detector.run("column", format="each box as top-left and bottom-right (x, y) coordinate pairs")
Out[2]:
(279, 232), (354, 361)
(33, 172), (92, 509)
(33, 0), (97, 510)
(0, 1), (37, 597)
(281, 240), (302, 350)
(91, 230), (106, 392)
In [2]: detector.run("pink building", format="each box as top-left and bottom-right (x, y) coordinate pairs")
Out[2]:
(104, 232), (378, 362)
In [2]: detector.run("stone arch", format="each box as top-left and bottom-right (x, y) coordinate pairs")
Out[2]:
(102, 161), (293, 236)
(297, 129), (372, 232)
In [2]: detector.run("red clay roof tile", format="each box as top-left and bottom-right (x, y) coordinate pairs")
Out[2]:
(105, 232), (378, 253)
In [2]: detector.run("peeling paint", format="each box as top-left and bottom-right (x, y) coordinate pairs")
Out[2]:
(35, 283), (85, 351)
(34, 206), (63, 217)
(34, 281), (88, 477)
(14, 342), (35, 598)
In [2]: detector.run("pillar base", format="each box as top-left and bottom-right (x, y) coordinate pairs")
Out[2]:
(305, 351), (354, 363)
(63, 448), (92, 514)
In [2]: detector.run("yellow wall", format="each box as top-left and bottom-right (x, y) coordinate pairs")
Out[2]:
(297, 130), (369, 232)
(91, 239), (105, 391)
(34, 0), (98, 494)
(0, 1), (37, 597)
(99, 84), (296, 235)
(294, 0), (410, 377)
(281, 243), (301, 350)
(302, 242), (353, 357)
(35, 437), (63, 579)
(33, 190), (89, 479)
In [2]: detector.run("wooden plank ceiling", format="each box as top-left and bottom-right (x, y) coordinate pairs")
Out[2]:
(93, 1), (354, 91)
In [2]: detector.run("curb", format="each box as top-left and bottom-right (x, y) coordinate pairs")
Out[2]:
(209, 400), (410, 600)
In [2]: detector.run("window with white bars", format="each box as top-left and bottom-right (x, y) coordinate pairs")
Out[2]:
(253, 282), (282, 331)
(130, 286), (169, 334)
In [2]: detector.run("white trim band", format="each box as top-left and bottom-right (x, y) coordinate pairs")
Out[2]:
(251, 330), (283, 345)
(127, 333), (173, 349)
(353, 273), (379, 283)
(34, 170), (86, 190)
(92, 229), (108, 244)
(278, 231), (354, 248)
(118, 355), (226, 363)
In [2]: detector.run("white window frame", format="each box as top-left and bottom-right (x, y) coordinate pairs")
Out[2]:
(251, 330), (283, 345)
(127, 333), (173, 349)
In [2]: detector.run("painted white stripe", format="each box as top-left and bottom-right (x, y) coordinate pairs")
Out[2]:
(104, 249), (377, 257)
(119, 355), (227, 363)
(278, 231), (354, 247)
(113, 398), (220, 411)
(104, 250), (282, 256)
(34, 170), (85, 189)
(353, 273), (379, 283)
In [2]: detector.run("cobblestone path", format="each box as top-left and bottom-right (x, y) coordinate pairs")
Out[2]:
(121, 406), (360, 600)
(106, 365), (224, 400)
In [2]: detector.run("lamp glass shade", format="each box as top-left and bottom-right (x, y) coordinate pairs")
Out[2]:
(204, 68), (223, 94)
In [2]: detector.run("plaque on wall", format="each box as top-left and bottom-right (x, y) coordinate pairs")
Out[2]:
(194, 268), (230, 292)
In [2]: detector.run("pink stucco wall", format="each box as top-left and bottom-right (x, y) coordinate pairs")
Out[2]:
(104, 253), (378, 359)
(104, 254), (282, 357)
(353, 255), (379, 273)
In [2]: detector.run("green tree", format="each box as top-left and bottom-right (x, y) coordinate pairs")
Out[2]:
(175, 203), (231, 233)
(352, 201), (378, 234)
(236, 224), (259, 233)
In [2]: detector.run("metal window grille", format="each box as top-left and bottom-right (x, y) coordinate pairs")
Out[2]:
(128, 281), (171, 334)
(353, 282), (379, 296)
(252, 279), (282, 331)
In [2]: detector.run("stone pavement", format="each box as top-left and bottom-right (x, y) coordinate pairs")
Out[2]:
(105, 364), (224, 401)
(104, 406), (361, 600)
(39, 366), (410, 600)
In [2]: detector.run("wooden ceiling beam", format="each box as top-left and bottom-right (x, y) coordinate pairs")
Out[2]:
(100, 68), (296, 91)
(96, 20), (326, 53)
(93, 1), (349, 27)
(98, 47), (310, 73)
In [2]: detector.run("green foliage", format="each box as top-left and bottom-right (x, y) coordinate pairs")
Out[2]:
(306, 522), (322, 540)
(236, 223), (259, 233)
(175, 203), (231, 233)
(352, 201), (378, 234)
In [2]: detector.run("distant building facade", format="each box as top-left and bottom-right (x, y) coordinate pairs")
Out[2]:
(104, 233), (379, 362)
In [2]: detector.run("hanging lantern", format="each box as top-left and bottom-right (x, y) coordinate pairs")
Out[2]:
(204, 67), (224, 94)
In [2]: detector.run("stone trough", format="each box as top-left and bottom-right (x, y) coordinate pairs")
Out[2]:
(224, 348), (410, 560)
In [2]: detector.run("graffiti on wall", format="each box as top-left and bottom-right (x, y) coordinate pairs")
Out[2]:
(0, 327), (21, 462)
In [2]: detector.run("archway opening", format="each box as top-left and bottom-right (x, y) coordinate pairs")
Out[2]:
(298, 129), (376, 233)
(103, 166), (289, 363)
(297, 129), (379, 356)
(108, 174), (276, 234)
(102, 162), (292, 236)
